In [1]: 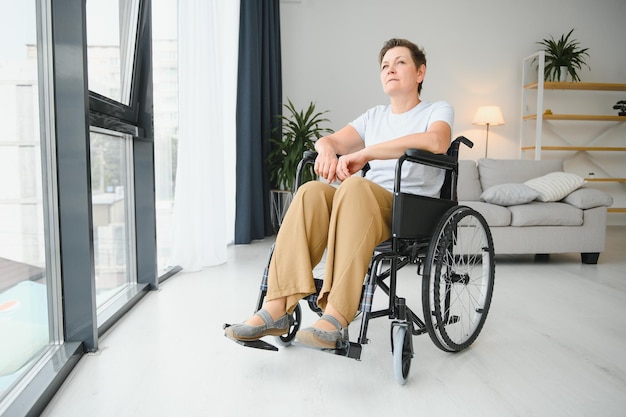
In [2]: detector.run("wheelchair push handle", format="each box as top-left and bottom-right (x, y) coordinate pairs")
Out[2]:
(456, 135), (474, 149)
(447, 135), (473, 161)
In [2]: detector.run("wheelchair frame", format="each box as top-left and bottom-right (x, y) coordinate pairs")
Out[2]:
(225, 136), (495, 385)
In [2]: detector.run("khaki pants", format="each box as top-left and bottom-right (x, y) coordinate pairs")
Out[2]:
(267, 176), (393, 323)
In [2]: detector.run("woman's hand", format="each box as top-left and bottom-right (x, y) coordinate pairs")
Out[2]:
(314, 147), (339, 183)
(315, 147), (368, 183)
(336, 150), (368, 181)
(314, 125), (366, 183)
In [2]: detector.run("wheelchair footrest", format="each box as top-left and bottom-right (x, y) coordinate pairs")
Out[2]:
(234, 339), (279, 351)
(322, 340), (362, 360)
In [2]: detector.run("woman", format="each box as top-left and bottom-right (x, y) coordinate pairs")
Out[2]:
(225, 38), (454, 349)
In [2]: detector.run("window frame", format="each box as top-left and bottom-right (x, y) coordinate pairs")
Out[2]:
(1, 0), (156, 414)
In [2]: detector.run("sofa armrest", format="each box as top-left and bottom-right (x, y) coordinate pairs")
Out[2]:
(562, 187), (613, 209)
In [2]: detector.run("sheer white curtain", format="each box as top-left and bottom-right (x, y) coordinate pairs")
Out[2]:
(170, 0), (239, 271)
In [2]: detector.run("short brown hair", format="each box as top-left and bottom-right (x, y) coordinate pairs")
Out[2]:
(378, 38), (426, 94)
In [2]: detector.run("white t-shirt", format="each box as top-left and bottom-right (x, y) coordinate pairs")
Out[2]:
(349, 101), (454, 197)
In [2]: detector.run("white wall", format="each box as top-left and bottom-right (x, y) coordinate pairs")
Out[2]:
(279, 0), (626, 161)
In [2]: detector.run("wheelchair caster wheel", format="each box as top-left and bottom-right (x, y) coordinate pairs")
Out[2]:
(274, 303), (302, 347)
(392, 323), (413, 385)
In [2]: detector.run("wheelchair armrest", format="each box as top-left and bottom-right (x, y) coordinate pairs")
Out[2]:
(295, 151), (319, 192)
(395, 136), (474, 196)
(403, 149), (457, 171)
(401, 135), (474, 171)
(302, 150), (318, 163)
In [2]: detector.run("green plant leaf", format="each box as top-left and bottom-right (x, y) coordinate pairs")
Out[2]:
(537, 28), (590, 82)
(266, 99), (334, 191)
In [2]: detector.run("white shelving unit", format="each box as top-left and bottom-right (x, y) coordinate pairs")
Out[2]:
(520, 52), (626, 214)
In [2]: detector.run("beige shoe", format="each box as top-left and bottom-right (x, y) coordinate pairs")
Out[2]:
(296, 314), (348, 349)
(224, 309), (289, 341)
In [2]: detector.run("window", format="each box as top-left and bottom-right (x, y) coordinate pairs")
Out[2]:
(90, 129), (136, 311)
(86, 0), (140, 105)
(0, 1), (50, 402)
(85, 0), (156, 326)
(1, 0), (155, 413)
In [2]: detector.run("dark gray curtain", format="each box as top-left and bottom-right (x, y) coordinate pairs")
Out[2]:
(235, 0), (282, 244)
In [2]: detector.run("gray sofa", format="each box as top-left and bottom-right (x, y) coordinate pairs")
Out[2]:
(457, 158), (613, 264)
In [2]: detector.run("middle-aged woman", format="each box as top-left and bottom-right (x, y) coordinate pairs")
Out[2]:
(225, 38), (454, 350)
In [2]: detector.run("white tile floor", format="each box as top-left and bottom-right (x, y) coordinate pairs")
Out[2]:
(42, 227), (626, 417)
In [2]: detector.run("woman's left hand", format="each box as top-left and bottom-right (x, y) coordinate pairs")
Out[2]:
(336, 150), (368, 181)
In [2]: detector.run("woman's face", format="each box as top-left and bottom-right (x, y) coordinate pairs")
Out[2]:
(379, 46), (425, 97)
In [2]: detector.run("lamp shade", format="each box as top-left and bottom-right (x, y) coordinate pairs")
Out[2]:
(472, 106), (504, 126)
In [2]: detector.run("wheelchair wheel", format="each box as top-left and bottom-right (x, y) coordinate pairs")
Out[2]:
(422, 206), (495, 353)
(274, 303), (302, 347)
(392, 324), (412, 385)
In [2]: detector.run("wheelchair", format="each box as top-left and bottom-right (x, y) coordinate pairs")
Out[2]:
(225, 136), (495, 385)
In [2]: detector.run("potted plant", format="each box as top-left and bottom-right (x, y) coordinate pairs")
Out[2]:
(537, 28), (590, 82)
(266, 99), (333, 230)
(613, 100), (626, 116)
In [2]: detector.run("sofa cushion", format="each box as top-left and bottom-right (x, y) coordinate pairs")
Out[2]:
(480, 183), (539, 206)
(509, 202), (583, 226)
(478, 158), (563, 191)
(524, 172), (585, 202)
(458, 160), (482, 201)
(562, 187), (613, 209)
(460, 201), (511, 226)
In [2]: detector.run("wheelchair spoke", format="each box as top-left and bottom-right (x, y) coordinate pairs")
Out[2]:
(422, 206), (495, 352)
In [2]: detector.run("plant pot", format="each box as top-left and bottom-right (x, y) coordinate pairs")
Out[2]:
(270, 190), (293, 233)
(559, 66), (568, 82)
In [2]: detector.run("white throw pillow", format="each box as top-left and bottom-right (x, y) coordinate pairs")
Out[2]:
(524, 172), (585, 202)
(480, 183), (539, 206)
